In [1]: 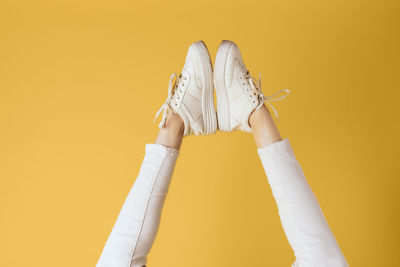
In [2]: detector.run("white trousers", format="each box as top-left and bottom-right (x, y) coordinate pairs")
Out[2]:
(97, 139), (348, 267)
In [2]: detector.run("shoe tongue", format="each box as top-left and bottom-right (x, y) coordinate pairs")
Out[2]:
(240, 64), (249, 74)
(182, 49), (194, 74)
(181, 69), (190, 80)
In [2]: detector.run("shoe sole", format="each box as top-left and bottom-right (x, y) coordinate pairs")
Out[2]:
(214, 40), (234, 132)
(193, 41), (217, 135)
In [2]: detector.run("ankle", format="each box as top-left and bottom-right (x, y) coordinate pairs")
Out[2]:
(165, 112), (184, 135)
(249, 104), (270, 128)
(249, 105), (282, 148)
(155, 112), (184, 149)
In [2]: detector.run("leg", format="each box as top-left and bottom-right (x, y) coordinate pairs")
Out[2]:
(97, 40), (216, 266)
(97, 113), (183, 267)
(250, 105), (348, 267)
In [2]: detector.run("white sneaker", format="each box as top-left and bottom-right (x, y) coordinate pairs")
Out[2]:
(154, 41), (217, 136)
(214, 40), (289, 132)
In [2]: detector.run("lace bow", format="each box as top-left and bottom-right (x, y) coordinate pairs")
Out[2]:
(248, 73), (290, 122)
(154, 73), (186, 127)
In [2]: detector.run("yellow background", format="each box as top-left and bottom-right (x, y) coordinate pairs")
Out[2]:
(1, 0), (399, 266)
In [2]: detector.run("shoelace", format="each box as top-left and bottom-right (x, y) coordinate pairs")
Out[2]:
(246, 71), (290, 122)
(153, 73), (187, 127)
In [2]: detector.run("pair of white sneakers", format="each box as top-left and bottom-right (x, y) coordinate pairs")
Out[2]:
(154, 40), (290, 136)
